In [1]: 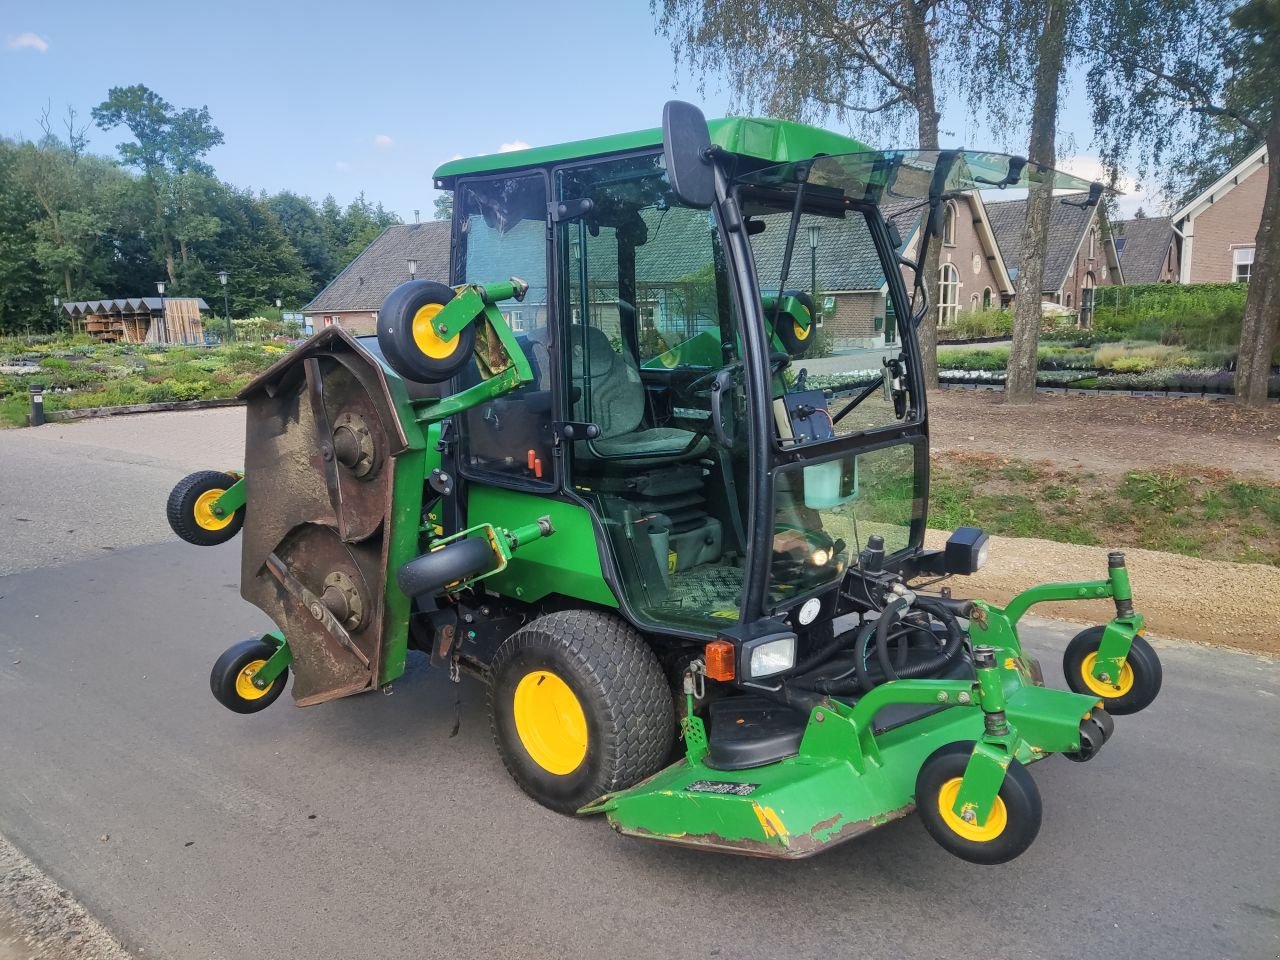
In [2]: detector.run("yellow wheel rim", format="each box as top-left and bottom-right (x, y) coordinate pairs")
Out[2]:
(937, 777), (1008, 842)
(1080, 651), (1135, 697)
(793, 316), (811, 341)
(411, 303), (457, 360)
(234, 659), (272, 701)
(193, 488), (234, 531)
(513, 670), (588, 775)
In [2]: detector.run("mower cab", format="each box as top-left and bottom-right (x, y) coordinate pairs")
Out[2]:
(169, 102), (1161, 864)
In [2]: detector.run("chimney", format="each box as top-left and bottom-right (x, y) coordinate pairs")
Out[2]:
(414, 209), (420, 224)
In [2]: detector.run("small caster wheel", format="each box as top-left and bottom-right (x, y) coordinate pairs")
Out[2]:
(377, 280), (475, 384)
(211, 638), (288, 714)
(916, 741), (1042, 865)
(167, 470), (244, 546)
(1063, 707), (1114, 763)
(773, 291), (817, 357)
(1063, 626), (1162, 715)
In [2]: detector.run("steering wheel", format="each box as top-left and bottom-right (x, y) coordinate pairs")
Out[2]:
(686, 352), (791, 395)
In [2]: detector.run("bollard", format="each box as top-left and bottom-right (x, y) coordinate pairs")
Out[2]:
(29, 383), (45, 427)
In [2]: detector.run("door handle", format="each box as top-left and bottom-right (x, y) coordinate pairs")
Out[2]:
(710, 368), (736, 447)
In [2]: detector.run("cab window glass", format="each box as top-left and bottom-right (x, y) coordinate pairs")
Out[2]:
(455, 174), (554, 487)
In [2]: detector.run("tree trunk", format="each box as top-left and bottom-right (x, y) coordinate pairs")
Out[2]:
(1006, 0), (1068, 405)
(1234, 108), (1280, 407)
(901, 0), (942, 387)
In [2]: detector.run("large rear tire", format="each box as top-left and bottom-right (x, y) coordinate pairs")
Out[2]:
(488, 610), (675, 814)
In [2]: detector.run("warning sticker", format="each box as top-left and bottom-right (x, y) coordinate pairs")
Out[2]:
(685, 780), (760, 796)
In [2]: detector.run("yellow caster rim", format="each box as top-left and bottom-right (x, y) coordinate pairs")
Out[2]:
(193, 488), (234, 531)
(793, 317), (811, 341)
(411, 303), (457, 360)
(513, 670), (588, 775)
(1080, 651), (1135, 698)
(234, 659), (272, 701)
(937, 777), (1008, 842)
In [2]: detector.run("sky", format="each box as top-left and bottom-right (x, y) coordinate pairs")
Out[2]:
(1, 0), (1157, 221)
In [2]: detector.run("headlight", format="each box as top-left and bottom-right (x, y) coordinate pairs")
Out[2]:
(748, 636), (796, 678)
(945, 526), (990, 575)
(975, 538), (991, 570)
(811, 547), (831, 566)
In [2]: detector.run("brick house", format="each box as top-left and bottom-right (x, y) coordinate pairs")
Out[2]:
(1113, 217), (1178, 284)
(987, 195), (1124, 326)
(303, 220), (451, 335)
(1171, 144), (1267, 284)
(904, 194), (1016, 326)
(750, 196), (1012, 348)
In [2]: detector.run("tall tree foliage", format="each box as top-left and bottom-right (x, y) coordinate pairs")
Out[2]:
(1086, 0), (1279, 407)
(652, 0), (965, 385)
(0, 86), (404, 334)
(92, 85), (225, 289)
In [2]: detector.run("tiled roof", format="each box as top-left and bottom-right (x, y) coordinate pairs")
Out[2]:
(1112, 217), (1174, 284)
(750, 200), (921, 293)
(304, 221), (451, 313)
(62, 298), (209, 315)
(985, 195), (1096, 292)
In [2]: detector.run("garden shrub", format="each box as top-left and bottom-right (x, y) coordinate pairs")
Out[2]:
(944, 309), (1013, 340)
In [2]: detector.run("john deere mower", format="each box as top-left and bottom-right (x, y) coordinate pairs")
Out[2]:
(168, 102), (1161, 863)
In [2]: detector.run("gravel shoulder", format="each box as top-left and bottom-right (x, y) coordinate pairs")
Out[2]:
(926, 529), (1279, 654)
(0, 836), (132, 960)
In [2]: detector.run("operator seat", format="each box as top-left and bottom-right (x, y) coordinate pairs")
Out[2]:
(567, 323), (709, 464)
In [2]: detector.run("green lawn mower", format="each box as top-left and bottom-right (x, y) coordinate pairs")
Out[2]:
(168, 102), (1161, 864)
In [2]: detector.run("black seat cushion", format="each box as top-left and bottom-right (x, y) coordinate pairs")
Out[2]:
(705, 695), (807, 771)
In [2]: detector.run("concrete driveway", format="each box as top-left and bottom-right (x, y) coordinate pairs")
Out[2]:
(0, 412), (1276, 960)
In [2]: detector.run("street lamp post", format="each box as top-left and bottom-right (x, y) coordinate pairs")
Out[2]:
(52, 295), (60, 334)
(217, 270), (232, 342)
(407, 258), (418, 281)
(807, 224), (822, 326)
(155, 280), (167, 343)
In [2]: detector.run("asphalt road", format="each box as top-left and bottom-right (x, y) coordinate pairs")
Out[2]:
(1, 417), (1278, 960)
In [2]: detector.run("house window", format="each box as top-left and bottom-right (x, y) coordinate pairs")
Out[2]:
(1065, 293), (1072, 308)
(943, 201), (957, 247)
(506, 309), (525, 331)
(982, 287), (992, 310)
(1234, 247), (1255, 283)
(938, 263), (960, 325)
(1088, 227), (1097, 261)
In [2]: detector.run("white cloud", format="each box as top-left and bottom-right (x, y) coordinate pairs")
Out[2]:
(498, 140), (531, 153)
(1056, 154), (1158, 218)
(374, 134), (393, 148)
(335, 161), (352, 173)
(7, 32), (49, 53)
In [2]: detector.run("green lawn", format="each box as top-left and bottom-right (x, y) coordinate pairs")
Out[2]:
(929, 452), (1280, 566)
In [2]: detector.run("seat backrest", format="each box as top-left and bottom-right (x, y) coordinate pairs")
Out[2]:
(571, 324), (645, 438)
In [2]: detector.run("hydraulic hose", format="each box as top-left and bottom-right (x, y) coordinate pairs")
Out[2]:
(880, 596), (966, 682)
(806, 596), (968, 696)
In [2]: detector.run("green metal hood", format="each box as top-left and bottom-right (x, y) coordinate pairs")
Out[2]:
(433, 117), (870, 185)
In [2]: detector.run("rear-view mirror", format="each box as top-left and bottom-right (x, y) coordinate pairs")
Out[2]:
(662, 100), (716, 209)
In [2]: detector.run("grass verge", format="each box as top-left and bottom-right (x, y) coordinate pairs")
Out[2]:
(930, 452), (1280, 567)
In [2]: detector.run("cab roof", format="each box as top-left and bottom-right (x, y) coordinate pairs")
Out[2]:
(432, 117), (870, 187)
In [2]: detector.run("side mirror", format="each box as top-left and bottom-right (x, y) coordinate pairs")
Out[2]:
(662, 100), (716, 208)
